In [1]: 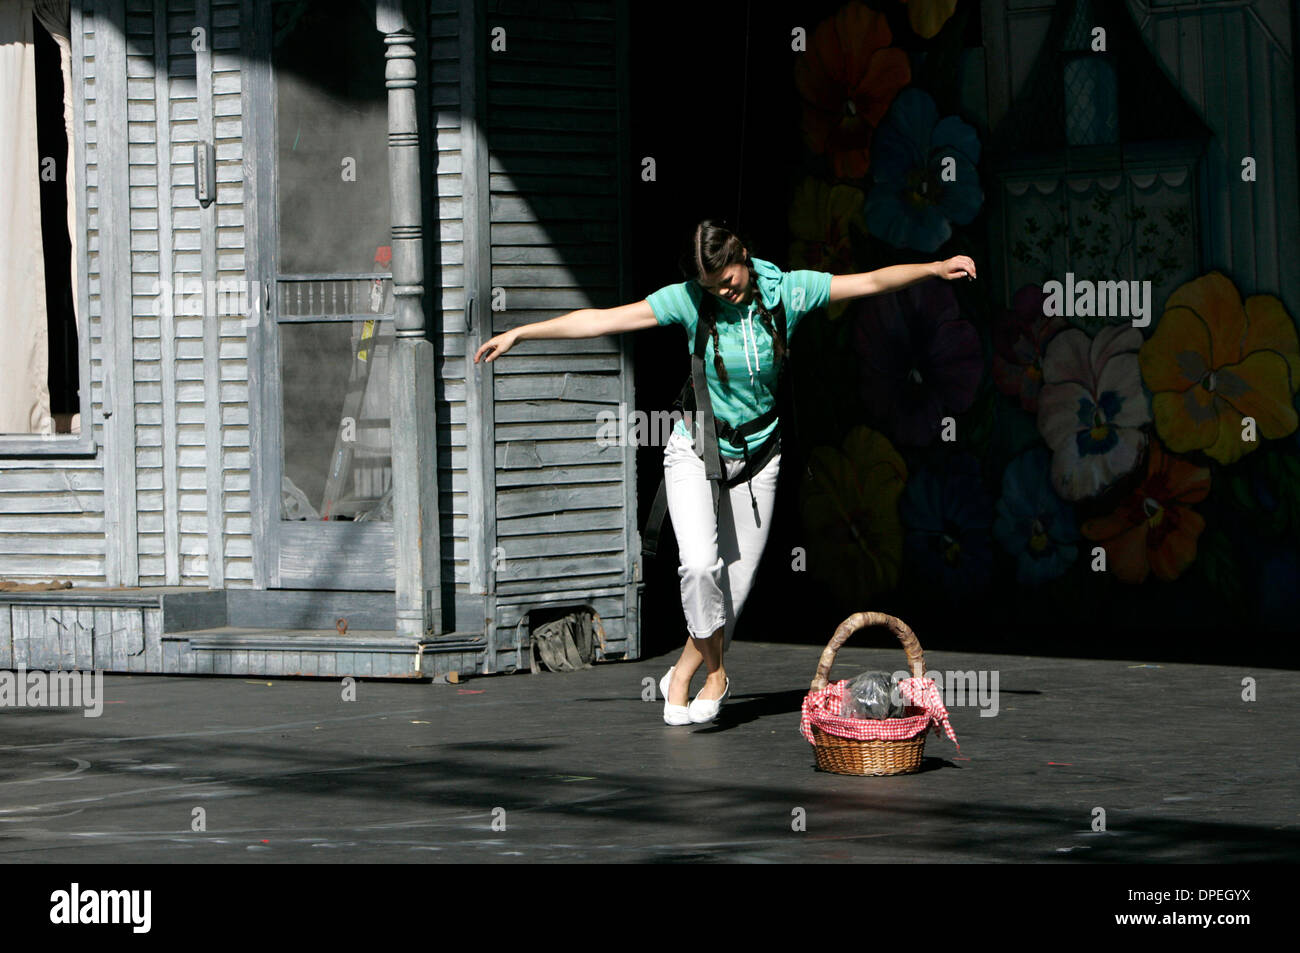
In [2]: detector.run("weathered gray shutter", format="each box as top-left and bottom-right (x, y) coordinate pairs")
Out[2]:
(486, 4), (632, 596)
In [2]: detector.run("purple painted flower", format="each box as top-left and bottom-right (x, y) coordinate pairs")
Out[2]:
(852, 279), (982, 447)
(993, 285), (1069, 414)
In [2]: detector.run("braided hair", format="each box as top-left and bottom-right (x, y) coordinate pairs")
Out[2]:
(689, 220), (788, 389)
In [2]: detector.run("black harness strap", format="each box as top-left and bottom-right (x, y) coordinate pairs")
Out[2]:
(641, 296), (788, 559)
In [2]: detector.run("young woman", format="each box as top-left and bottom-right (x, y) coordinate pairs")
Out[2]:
(473, 220), (975, 726)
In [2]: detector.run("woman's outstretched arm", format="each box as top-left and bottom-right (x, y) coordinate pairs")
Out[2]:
(473, 299), (659, 363)
(827, 255), (976, 303)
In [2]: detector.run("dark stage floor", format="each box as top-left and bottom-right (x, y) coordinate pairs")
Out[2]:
(1, 642), (1295, 863)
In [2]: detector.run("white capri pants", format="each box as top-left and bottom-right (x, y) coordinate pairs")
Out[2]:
(662, 427), (782, 649)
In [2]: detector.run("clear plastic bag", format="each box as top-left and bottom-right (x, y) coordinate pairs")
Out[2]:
(841, 670), (906, 719)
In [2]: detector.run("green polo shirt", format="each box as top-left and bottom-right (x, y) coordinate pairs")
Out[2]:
(646, 257), (832, 457)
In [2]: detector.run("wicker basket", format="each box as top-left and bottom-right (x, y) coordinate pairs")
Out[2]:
(808, 611), (930, 776)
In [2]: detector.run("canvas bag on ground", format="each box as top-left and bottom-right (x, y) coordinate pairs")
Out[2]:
(529, 611), (605, 673)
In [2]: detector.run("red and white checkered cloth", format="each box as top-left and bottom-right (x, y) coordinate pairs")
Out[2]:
(800, 677), (959, 749)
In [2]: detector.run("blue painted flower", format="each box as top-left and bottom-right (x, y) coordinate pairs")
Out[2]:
(1256, 543), (1300, 631)
(992, 448), (1079, 584)
(900, 454), (994, 598)
(864, 87), (984, 252)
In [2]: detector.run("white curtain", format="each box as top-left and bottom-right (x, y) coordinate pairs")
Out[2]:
(0, 0), (76, 435)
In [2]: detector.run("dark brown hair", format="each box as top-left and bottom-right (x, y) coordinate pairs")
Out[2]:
(686, 219), (787, 387)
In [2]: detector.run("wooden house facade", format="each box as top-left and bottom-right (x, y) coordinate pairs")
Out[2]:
(0, 0), (642, 678)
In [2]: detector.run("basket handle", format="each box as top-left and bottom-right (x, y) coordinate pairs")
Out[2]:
(809, 611), (926, 692)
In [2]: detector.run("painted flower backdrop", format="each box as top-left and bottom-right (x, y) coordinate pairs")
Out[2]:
(788, 178), (865, 319)
(1079, 442), (1211, 584)
(799, 425), (907, 608)
(1139, 271), (1300, 465)
(993, 285), (1066, 414)
(899, 453), (993, 598)
(794, 2), (911, 179)
(864, 87), (983, 252)
(851, 280), (981, 447)
(902, 0), (959, 39)
(1037, 325), (1150, 501)
(786, 0), (1300, 636)
(993, 448), (1079, 585)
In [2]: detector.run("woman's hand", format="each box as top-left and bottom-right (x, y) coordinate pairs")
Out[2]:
(473, 328), (520, 363)
(936, 255), (976, 281)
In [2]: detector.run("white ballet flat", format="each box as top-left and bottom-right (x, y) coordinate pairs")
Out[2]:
(660, 666), (691, 725)
(688, 676), (730, 723)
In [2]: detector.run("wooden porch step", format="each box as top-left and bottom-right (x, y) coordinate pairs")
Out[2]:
(162, 626), (490, 679)
(179, 627), (486, 653)
(0, 586), (398, 633)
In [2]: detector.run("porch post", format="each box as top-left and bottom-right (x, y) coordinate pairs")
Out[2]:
(377, 0), (442, 639)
